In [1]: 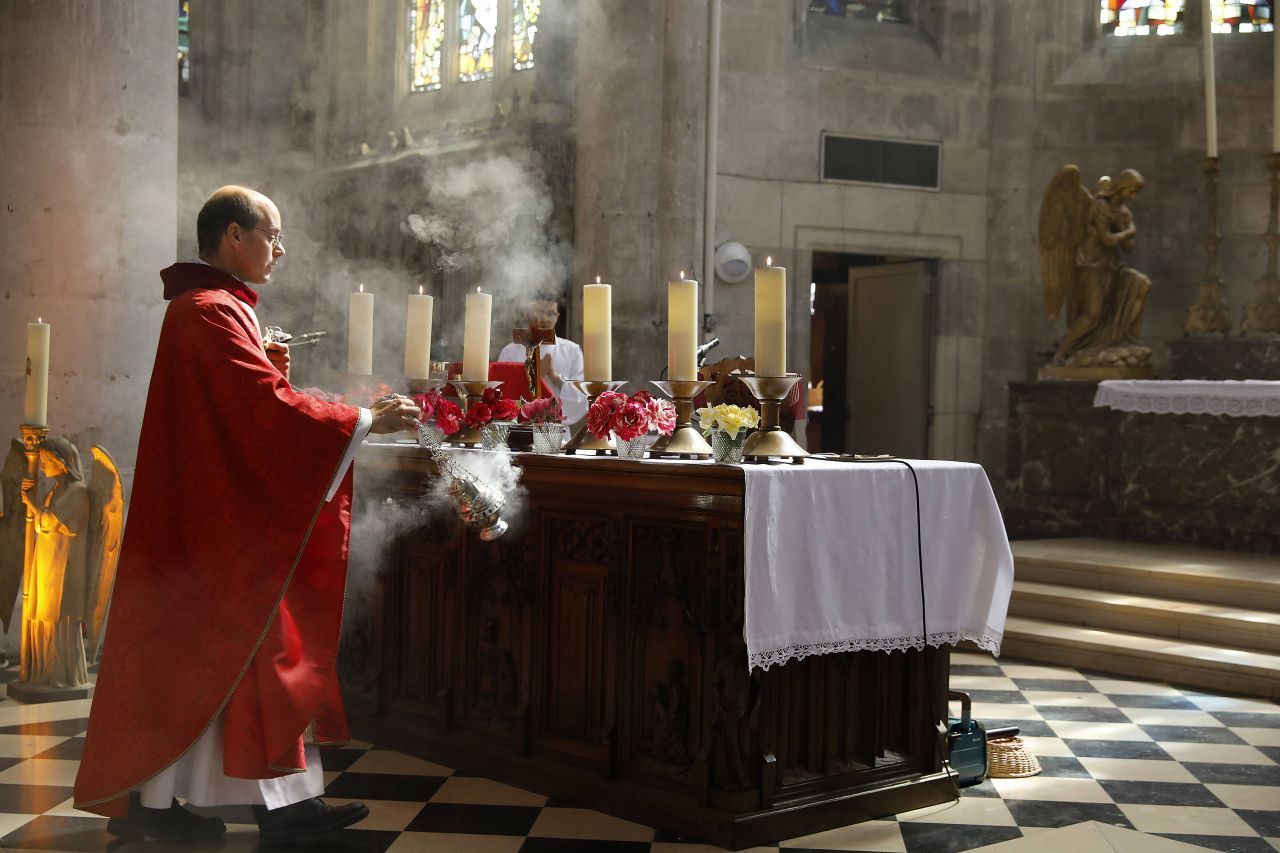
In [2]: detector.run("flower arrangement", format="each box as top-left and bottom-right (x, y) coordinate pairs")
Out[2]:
(696, 403), (760, 439)
(518, 395), (564, 425)
(587, 391), (677, 441)
(414, 390), (463, 437)
(465, 386), (521, 429)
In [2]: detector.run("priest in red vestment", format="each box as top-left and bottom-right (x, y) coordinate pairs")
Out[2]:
(73, 186), (420, 843)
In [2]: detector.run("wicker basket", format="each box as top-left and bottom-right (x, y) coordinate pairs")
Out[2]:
(986, 736), (1042, 778)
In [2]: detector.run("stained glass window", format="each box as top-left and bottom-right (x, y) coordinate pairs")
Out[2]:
(459, 0), (498, 83)
(178, 0), (190, 97)
(1101, 0), (1273, 36)
(409, 0), (446, 92)
(1209, 0), (1273, 31)
(513, 0), (540, 72)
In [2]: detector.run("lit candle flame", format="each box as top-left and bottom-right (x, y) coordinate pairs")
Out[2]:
(679, 270), (685, 279)
(37, 317), (42, 323)
(595, 275), (601, 284)
(359, 283), (364, 294)
(419, 285), (424, 295)
(476, 286), (481, 293)
(766, 256), (772, 266)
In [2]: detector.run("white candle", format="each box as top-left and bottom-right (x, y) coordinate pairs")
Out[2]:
(348, 284), (374, 375)
(583, 277), (612, 381)
(24, 319), (49, 427)
(1273, 16), (1279, 152)
(754, 257), (787, 377)
(405, 286), (434, 379)
(462, 288), (492, 381)
(1204, 0), (1218, 158)
(668, 274), (698, 381)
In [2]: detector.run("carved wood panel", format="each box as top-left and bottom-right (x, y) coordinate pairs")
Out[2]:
(387, 542), (457, 722)
(547, 558), (607, 742)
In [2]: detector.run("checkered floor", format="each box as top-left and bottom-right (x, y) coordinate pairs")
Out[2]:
(0, 652), (1276, 852)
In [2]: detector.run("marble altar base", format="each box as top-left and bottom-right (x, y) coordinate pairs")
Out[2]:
(1167, 337), (1280, 380)
(1006, 381), (1279, 554)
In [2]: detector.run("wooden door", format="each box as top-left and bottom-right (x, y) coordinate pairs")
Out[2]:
(846, 262), (931, 458)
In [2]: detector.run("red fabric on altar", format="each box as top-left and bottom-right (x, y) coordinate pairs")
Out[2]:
(441, 360), (551, 400)
(74, 265), (360, 816)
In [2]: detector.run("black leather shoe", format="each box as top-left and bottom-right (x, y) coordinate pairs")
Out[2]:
(253, 797), (370, 842)
(106, 792), (226, 841)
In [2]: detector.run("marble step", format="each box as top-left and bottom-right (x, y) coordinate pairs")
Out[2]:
(1009, 580), (1280, 654)
(1000, 616), (1280, 701)
(1012, 537), (1280, 612)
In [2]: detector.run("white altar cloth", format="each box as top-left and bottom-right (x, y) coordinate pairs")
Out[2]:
(1094, 379), (1280, 417)
(741, 459), (1013, 672)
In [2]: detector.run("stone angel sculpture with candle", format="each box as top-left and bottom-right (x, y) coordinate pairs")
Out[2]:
(1038, 165), (1154, 377)
(0, 437), (123, 688)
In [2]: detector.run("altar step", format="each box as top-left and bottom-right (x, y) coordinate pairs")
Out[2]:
(1001, 538), (1280, 700)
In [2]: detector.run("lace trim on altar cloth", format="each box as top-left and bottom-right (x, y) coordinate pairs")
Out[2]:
(1094, 381), (1280, 418)
(747, 632), (1002, 672)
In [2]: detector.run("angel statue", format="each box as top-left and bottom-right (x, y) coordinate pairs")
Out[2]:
(0, 437), (122, 690)
(1039, 166), (1154, 374)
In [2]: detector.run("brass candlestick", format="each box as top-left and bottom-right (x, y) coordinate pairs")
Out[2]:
(739, 375), (808, 463)
(563, 379), (627, 454)
(407, 377), (448, 395)
(649, 379), (713, 458)
(450, 379), (504, 446)
(1243, 152), (1280, 333)
(1184, 156), (1233, 335)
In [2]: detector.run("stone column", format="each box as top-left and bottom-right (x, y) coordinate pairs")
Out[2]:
(573, 0), (705, 382)
(0, 2), (177, 472)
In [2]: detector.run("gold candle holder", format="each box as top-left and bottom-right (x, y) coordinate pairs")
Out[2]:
(450, 379), (504, 447)
(407, 377), (448, 395)
(649, 379), (713, 458)
(1184, 156), (1233, 335)
(1243, 152), (1280, 333)
(563, 379), (627, 454)
(738, 375), (808, 464)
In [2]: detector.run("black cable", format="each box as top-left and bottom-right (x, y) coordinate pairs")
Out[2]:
(832, 456), (962, 804)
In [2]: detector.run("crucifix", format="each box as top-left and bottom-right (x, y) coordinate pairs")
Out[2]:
(513, 325), (556, 399)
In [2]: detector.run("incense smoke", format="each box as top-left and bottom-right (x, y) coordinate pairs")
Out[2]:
(402, 150), (569, 327)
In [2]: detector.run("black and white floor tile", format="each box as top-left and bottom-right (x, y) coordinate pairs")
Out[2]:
(0, 652), (1276, 852)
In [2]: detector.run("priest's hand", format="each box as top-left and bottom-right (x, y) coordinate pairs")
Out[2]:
(266, 342), (291, 380)
(370, 396), (423, 434)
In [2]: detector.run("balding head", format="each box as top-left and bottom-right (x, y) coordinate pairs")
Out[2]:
(196, 185), (285, 284)
(197, 185), (274, 257)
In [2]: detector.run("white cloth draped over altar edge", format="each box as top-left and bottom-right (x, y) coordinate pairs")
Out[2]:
(1094, 379), (1280, 417)
(741, 459), (1014, 673)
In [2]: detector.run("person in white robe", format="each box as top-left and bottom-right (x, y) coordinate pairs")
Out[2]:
(496, 300), (587, 424)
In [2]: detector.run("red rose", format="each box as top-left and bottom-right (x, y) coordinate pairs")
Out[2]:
(436, 399), (462, 435)
(482, 387), (502, 405)
(465, 401), (494, 428)
(413, 393), (435, 422)
(492, 398), (520, 421)
(611, 399), (650, 441)
(587, 391), (624, 439)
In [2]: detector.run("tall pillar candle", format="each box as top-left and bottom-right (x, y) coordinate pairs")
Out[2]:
(668, 275), (698, 381)
(462, 289), (492, 381)
(348, 284), (375, 375)
(754, 258), (787, 377)
(1203, 0), (1218, 157)
(583, 279), (612, 381)
(405, 287), (434, 379)
(23, 319), (50, 427)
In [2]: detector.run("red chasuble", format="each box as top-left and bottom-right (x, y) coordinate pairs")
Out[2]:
(74, 264), (362, 817)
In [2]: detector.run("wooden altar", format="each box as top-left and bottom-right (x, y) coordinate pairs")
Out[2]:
(343, 443), (955, 850)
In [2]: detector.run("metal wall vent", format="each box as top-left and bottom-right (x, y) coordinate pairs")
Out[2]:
(820, 133), (940, 190)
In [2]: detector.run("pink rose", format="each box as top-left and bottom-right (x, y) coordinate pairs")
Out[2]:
(647, 397), (677, 435)
(611, 399), (650, 441)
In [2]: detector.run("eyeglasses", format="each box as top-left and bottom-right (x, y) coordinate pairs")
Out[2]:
(252, 226), (284, 250)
